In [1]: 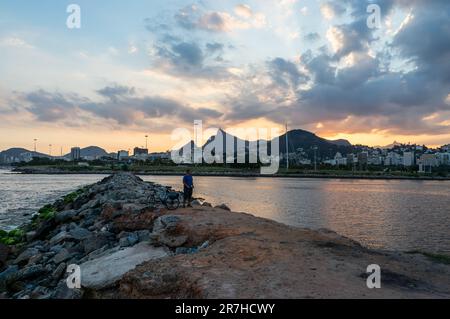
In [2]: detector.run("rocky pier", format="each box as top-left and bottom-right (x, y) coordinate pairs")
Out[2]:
(1, 172), (450, 299)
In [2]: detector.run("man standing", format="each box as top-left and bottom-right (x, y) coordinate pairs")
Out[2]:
(183, 169), (194, 207)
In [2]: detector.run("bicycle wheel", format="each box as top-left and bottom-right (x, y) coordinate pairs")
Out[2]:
(166, 197), (180, 210)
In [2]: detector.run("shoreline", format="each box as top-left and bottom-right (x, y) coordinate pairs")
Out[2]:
(1, 172), (450, 298)
(9, 168), (450, 181)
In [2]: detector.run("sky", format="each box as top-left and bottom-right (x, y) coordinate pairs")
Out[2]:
(0, 0), (449, 153)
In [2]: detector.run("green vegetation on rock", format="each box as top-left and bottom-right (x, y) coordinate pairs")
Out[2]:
(0, 228), (25, 245)
(38, 204), (56, 220)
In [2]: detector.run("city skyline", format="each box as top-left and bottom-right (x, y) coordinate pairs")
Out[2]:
(1, 1), (450, 152)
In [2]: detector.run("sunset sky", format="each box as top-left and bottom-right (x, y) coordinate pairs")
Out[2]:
(1, 0), (449, 153)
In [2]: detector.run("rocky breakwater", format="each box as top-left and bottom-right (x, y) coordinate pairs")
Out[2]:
(2, 172), (450, 299)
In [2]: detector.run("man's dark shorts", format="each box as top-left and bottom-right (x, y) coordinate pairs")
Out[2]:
(184, 186), (193, 201)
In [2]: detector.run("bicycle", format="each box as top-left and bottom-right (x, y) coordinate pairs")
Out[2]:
(149, 188), (180, 210)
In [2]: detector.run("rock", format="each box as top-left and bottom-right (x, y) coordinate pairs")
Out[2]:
(202, 202), (213, 207)
(27, 253), (44, 266)
(52, 280), (83, 299)
(0, 265), (19, 290)
(52, 249), (72, 264)
(49, 231), (74, 245)
(80, 242), (169, 290)
(30, 286), (52, 299)
(0, 243), (9, 268)
(110, 210), (158, 233)
(14, 248), (39, 265)
(81, 233), (113, 254)
(25, 231), (37, 242)
(69, 226), (91, 241)
(51, 262), (66, 281)
(33, 218), (56, 240)
(191, 199), (202, 206)
(158, 233), (188, 248)
(55, 210), (78, 224)
(136, 230), (151, 242)
(119, 233), (139, 248)
(215, 203), (231, 211)
(153, 215), (181, 233)
(17, 265), (47, 281)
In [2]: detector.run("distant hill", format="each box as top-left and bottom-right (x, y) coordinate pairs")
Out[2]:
(63, 146), (109, 159)
(174, 128), (354, 162)
(329, 139), (352, 147)
(0, 148), (50, 163)
(277, 129), (354, 158)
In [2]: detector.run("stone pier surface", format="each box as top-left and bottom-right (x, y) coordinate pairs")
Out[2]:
(1, 172), (450, 299)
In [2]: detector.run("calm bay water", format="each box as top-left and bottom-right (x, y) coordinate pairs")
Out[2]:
(1, 169), (450, 253)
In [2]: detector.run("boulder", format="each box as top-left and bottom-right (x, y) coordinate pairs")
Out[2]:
(153, 215), (181, 233)
(52, 280), (83, 299)
(119, 233), (139, 248)
(81, 233), (113, 254)
(0, 265), (19, 290)
(14, 248), (39, 265)
(49, 231), (74, 246)
(51, 262), (66, 281)
(55, 210), (78, 224)
(80, 242), (169, 290)
(17, 265), (47, 281)
(52, 249), (72, 264)
(69, 226), (92, 241)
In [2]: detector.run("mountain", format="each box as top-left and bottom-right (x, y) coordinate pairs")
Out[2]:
(278, 129), (354, 158)
(63, 146), (109, 159)
(329, 139), (352, 147)
(0, 148), (50, 164)
(174, 128), (354, 162)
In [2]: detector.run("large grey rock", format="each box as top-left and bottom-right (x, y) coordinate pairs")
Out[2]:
(81, 232), (113, 254)
(69, 226), (91, 241)
(0, 265), (19, 289)
(14, 248), (39, 265)
(153, 215), (181, 233)
(80, 242), (169, 290)
(17, 264), (47, 280)
(55, 210), (78, 223)
(53, 248), (72, 264)
(52, 280), (83, 299)
(49, 231), (73, 245)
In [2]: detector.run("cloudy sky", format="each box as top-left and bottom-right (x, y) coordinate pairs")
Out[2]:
(1, 0), (449, 153)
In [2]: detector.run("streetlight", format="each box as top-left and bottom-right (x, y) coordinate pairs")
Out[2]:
(313, 146), (318, 171)
(145, 135), (148, 149)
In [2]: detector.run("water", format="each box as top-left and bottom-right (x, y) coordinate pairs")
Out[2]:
(0, 169), (107, 230)
(1, 169), (450, 253)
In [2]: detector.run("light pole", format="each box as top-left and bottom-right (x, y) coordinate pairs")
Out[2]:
(285, 123), (289, 170)
(145, 135), (148, 149)
(33, 139), (37, 153)
(313, 146), (318, 171)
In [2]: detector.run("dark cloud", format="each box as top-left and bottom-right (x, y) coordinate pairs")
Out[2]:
(97, 85), (136, 102)
(23, 90), (84, 122)
(17, 86), (223, 127)
(267, 58), (308, 89)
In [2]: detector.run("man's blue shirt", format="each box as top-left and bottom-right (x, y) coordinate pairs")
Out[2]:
(183, 175), (193, 188)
